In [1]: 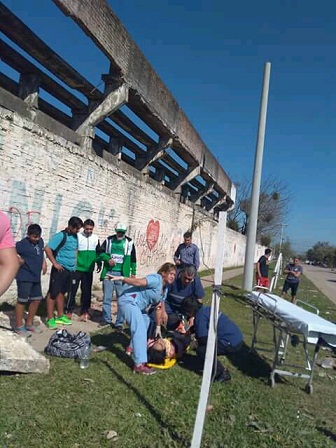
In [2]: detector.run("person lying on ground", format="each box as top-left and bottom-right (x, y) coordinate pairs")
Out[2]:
(147, 331), (192, 366)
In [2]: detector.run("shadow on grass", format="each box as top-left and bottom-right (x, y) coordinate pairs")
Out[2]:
(178, 342), (272, 381)
(100, 359), (190, 447)
(316, 427), (336, 442)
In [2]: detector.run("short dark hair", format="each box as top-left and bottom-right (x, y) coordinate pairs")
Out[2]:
(83, 219), (95, 227)
(265, 248), (272, 255)
(181, 296), (202, 318)
(27, 224), (42, 236)
(181, 264), (197, 277)
(183, 231), (192, 239)
(68, 217), (83, 229)
(147, 346), (166, 365)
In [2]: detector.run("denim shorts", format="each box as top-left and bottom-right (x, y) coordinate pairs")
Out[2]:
(17, 281), (42, 303)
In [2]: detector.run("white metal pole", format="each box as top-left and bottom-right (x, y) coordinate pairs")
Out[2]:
(190, 210), (227, 448)
(243, 62), (271, 291)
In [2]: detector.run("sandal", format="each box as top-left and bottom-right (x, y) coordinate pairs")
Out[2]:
(15, 326), (31, 337)
(25, 324), (43, 333)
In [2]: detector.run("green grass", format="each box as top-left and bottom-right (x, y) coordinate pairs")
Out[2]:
(1, 273), (336, 447)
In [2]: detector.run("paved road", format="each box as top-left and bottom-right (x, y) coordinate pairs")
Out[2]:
(302, 264), (336, 305)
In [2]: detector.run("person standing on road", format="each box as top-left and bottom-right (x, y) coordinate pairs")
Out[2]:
(281, 257), (303, 303)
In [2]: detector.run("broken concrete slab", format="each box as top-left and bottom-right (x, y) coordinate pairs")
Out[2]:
(0, 327), (50, 374)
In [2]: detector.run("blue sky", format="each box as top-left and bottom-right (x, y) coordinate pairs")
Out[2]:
(2, 0), (336, 252)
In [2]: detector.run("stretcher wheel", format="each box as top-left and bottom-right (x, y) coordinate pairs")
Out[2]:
(269, 376), (275, 388)
(305, 384), (313, 395)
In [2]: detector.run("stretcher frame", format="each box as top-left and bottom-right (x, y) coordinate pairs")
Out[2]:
(246, 287), (334, 394)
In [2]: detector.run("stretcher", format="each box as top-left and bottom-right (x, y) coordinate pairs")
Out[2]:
(245, 288), (336, 394)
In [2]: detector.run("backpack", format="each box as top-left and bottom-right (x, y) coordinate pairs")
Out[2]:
(52, 230), (68, 257)
(44, 329), (91, 359)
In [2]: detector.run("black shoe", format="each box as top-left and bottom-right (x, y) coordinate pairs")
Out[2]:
(214, 368), (231, 383)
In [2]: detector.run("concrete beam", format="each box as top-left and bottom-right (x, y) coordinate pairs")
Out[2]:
(189, 182), (215, 203)
(172, 166), (201, 193)
(135, 136), (173, 172)
(53, 0), (233, 195)
(75, 84), (128, 133)
(18, 73), (40, 108)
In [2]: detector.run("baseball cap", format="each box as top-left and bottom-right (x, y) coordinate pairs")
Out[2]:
(115, 222), (127, 233)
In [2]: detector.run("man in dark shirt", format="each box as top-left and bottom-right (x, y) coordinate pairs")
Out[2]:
(182, 296), (243, 383)
(174, 231), (200, 270)
(14, 224), (47, 334)
(164, 264), (204, 331)
(256, 248), (272, 288)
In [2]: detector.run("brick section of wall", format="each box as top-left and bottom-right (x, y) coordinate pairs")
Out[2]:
(0, 105), (264, 304)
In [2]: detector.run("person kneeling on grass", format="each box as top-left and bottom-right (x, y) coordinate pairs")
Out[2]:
(106, 262), (176, 375)
(181, 296), (243, 383)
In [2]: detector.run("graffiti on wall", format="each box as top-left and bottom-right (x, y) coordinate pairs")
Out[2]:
(4, 179), (116, 239)
(134, 219), (182, 268)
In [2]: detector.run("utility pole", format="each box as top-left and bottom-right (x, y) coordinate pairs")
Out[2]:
(279, 223), (288, 255)
(242, 62), (271, 291)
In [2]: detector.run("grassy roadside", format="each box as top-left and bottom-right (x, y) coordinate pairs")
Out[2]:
(1, 273), (336, 447)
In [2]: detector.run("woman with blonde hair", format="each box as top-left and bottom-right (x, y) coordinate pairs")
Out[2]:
(107, 262), (176, 375)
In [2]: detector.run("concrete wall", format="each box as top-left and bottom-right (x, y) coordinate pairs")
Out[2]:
(0, 103), (264, 304)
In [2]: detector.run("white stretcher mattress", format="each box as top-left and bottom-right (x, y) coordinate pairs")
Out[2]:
(248, 291), (336, 347)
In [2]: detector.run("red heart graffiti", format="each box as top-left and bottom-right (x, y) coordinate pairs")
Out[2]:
(146, 219), (160, 251)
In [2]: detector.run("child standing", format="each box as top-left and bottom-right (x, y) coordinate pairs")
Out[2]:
(14, 224), (47, 335)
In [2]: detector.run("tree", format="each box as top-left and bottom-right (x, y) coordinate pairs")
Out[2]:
(227, 176), (290, 243)
(306, 242), (336, 267)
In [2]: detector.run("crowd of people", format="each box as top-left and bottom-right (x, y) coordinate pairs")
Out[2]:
(7, 212), (312, 380)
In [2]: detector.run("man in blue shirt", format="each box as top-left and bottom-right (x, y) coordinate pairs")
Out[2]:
(182, 296), (243, 383)
(174, 231), (200, 270)
(44, 216), (83, 330)
(164, 264), (204, 331)
(14, 224), (47, 335)
(281, 257), (303, 303)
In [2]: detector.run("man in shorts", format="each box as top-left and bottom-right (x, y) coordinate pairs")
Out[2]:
(256, 248), (272, 289)
(44, 216), (83, 329)
(281, 257), (303, 303)
(14, 224), (47, 335)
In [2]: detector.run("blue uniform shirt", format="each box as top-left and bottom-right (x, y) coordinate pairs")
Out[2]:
(167, 274), (204, 312)
(16, 237), (44, 282)
(47, 231), (78, 271)
(121, 274), (167, 311)
(194, 306), (243, 348)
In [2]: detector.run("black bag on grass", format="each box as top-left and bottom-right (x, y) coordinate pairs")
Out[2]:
(45, 329), (91, 359)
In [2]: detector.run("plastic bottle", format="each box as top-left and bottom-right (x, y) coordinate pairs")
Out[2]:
(80, 343), (90, 369)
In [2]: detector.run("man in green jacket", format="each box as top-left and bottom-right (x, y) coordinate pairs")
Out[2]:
(65, 219), (101, 321)
(97, 223), (137, 329)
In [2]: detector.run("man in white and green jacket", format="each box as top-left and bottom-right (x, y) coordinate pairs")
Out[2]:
(97, 222), (137, 329)
(65, 219), (100, 321)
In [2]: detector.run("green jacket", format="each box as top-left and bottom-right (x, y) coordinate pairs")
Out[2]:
(76, 232), (100, 272)
(96, 235), (137, 280)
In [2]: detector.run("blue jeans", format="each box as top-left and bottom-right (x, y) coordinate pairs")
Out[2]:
(102, 271), (125, 326)
(119, 297), (150, 365)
